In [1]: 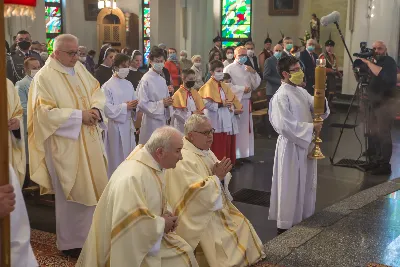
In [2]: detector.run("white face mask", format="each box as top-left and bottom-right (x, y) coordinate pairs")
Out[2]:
(152, 62), (165, 73)
(226, 53), (234, 60)
(30, 69), (39, 78)
(79, 56), (86, 63)
(194, 62), (202, 67)
(214, 72), (224, 81)
(247, 49), (254, 57)
(116, 68), (130, 79)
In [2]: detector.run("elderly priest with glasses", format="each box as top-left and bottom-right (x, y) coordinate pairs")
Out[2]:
(165, 114), (265, 267)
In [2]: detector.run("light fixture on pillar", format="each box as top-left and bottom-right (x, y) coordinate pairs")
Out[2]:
(98, 0), (117, 10)
(367, 0), (375, 18)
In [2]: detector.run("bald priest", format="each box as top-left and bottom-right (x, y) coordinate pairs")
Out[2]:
(77, 127), (198, 267)
(165, 114), (265, 267)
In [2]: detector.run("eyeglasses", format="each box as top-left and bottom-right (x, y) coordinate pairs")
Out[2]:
(193, 128), (215, 136)
(60, 50), (79, 57)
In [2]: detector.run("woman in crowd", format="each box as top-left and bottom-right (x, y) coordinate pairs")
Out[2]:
(190, 55), (204, 90)
(223, 46), (235, 67)
(164, 47), (181, 90)
(126, 50), (144, 90)
(95, 47), (116, 86)
(204, 48), (221, 82)
(102, 53), (138, 177)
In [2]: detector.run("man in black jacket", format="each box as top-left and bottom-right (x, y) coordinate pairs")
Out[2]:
(300, 38), (318, 95)
(244, 40), (262, 78)
(359, 41), (397, 175)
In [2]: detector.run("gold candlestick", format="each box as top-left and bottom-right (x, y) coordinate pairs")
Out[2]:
(308, 59), (326, 159)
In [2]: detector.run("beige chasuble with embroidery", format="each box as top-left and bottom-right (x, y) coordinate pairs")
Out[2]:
(7, 79), (26, 186)
(28, 57), (108, 206)
(77, 145), (198, 267)
(165, 138), (265, 267)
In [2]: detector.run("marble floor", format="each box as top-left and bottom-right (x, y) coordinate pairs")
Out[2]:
(25, 106), (400, 264)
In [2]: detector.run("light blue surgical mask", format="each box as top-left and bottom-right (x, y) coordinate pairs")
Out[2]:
(307, 46), (315, 52)
(274, 52), (282, 59)
(168, 53), (177, 61)
(285, 44), (293, 51)
(152, 62), (165, 72)
(238, 56), (247, 64)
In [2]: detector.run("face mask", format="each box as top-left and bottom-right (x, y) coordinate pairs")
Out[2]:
(285, 44), (293, 51)
(30, 69), (39, 78)
(294, 52), (300, 59)
(214, 72), (224, 81)
(116, 68), (130, 79)
(79, 56), (86, 62)
(169, 53), (177, 60)
(247, 49), (254, 57)
(194, 62), (202, 67)
(180, 56), (186, 61)
(18, 41), (31, 50)
(237, 56), (247, 65)
(274, 52), (282, 59)
(289, 70), (305, 86)
(226, 53), (234, 59)
(153, 62), (165, 72)
(185, 81), (195, 88)
(307, 46), (315, 52)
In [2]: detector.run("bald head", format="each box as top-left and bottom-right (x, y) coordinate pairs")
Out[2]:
(306, 39), (316, 46)
(273, 44), (283, 53)
(373, 40), (387, 56)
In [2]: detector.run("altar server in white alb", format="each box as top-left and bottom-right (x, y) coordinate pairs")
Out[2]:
(223, 46), (261, 160)
(103, 53), (138, 177)
(137, 46), (173, 144)
(268, 56), (329, 234)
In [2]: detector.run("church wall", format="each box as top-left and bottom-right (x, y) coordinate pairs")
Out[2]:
(342, 0), (400, 95)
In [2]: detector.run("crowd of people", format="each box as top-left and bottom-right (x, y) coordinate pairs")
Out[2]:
(1, 27), (396, 266)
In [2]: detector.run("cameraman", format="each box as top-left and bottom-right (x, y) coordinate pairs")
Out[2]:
(359, 41), (397, 175)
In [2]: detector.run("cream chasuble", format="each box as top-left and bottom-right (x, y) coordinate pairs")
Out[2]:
(165, 138), (265, 267)
(28, 57), (108, 206)
(7, 79), (26, 186)
(77, 145), (198, 267)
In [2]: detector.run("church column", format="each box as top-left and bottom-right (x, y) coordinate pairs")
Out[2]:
(150, 0), (177, 50)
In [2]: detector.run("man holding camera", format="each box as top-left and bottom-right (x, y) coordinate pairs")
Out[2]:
(359, 41), (397, 175)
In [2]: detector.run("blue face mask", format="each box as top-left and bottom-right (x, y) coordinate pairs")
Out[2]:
(285, 44), (293, 51)
(307, 46), (315, 52)
(238, 56), (247, 64)
(274, 52), (282, 59)
(168, 53), (177, 60)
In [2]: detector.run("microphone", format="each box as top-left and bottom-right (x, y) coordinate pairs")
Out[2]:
(320, 11), (340, 26)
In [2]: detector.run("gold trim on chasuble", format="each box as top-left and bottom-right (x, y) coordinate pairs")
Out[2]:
(162, 237), (193, 267)
(61, 74), (100, 200)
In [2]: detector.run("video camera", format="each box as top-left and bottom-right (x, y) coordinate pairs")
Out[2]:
(352, 42), (374, 83)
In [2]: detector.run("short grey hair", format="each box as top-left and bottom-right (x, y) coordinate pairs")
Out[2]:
(184, 114), (209, 136)
(145, 126), (183, 154)
(180, 50), (188, 56)
(307, 39), (316, 45)
(53, 34), (78, 51)
(78, 46), (87, 52)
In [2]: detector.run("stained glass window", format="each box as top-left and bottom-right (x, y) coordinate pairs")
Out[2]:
(45, 0), (63, 53)
(143, 0), (150, 65)
(221, 0), (251, 48)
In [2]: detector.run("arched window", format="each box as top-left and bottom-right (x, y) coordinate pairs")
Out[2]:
(221, 0), (252, 48)
(45, 0), (63, 53)
(142, 0), (151, 65)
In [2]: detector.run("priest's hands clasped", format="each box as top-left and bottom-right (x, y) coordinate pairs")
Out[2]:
(126, 100), (138, 110)
(162, 212), (178, 233)
(8, 118), (20, 131)
(213, 157), (233, 181)
(0, 184), (16, 218)
(82, 109), (100, 126)
(163, 97), (173, 107)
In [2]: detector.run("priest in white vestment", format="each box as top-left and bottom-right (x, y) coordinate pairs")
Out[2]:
(137, 46), (173, 144)
(7, 79), (26, 186)
(223, 46), (261, 160)
(165, 115), (265, 267)
(28, 34), (109, 258)
(77, 127), (198, 267)
(171, 69), (205, 133)
(103, 53), (138, 177)
(268, 56), (329, 233)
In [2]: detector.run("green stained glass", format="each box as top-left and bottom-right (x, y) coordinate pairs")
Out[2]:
(222, 41), (241, 48)
(221, 0), (251, 39)
(45, 6), (61, 17)
(45, 0), (61, 3)
(144, 0), (150, 4)
(144, 7), (150, 37)
(46, 38), (55, 53)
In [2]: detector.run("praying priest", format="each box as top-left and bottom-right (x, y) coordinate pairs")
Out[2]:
(7, 78), (26, 186)
(224, 46), (261, 161)
(171, 69), (205, 133)
(28, 34), (109, 258)
(77, 127), (198, 267)
(165, 114), (265, 267)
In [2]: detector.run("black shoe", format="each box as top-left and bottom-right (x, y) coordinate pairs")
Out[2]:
(277, 228), (288, 235)
(62, 248), (82, 258)
(369, 163), (392, 175)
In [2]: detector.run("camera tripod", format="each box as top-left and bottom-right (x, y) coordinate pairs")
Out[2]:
(329, 76), (371, 170)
